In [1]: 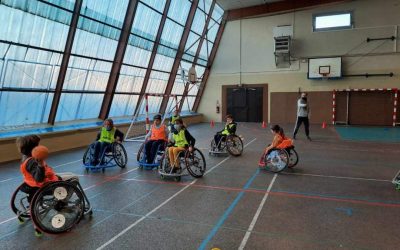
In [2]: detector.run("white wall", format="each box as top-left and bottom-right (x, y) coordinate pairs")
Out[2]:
(199, 0), (400, 122)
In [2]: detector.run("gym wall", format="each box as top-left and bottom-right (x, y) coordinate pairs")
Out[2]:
(198, 0), (400, 124)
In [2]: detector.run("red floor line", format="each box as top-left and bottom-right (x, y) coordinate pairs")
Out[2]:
(117, 177), (400, 208)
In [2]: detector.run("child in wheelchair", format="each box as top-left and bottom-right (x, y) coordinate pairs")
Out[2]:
(91, 118), (124, 166)
(259, 125), (293, 167)
(214, 114), (237, 150)
(16, 135), (79, 202)
(144, 114), (168, 164)
(167, 118), (196, 172)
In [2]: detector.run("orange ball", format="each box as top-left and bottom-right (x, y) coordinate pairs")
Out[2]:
(32, 145), (49, 160)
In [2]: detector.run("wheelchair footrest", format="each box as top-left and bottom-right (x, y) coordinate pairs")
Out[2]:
(392, 170), (400, 185)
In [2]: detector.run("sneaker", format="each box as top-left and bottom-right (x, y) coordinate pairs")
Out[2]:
(293, 135), (296, 140)
(258, 161), (265, 167)
(307, 136), (312, 141)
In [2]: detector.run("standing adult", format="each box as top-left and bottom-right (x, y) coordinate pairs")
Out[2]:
(293, 92), (311, 141)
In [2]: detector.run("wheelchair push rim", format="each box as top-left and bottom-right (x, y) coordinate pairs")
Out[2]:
(226, 135), (243, 156)
(185, 148), (206, 178)
(31, 181), (85, 234)
(112, 142), (127, 168)
(264, 149), (289, 173)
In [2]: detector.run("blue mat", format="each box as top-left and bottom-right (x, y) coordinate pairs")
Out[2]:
(335, 126), (400, 143)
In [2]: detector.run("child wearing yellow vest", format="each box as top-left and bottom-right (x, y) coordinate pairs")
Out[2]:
(168, 118), (196, 171)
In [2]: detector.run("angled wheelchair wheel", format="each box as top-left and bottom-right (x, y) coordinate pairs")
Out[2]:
(11, 183), (32, 220)
(264, 149), (289, 173)
(82, 146), (92, 166)
(226, 135), (243, 156)
(113, 143), (127, 168)
(137, 143), (145, 162)
(30, 181), (84, 234)
(185, 148), (206, 178)
(287, 147), (299, 168)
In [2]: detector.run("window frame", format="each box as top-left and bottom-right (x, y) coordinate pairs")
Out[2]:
(312, 11), (353, 32)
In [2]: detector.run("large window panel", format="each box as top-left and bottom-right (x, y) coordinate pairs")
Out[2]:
(198, 41), (208, 63)
(207, 19), (219, 43)
(115, 66), (146, 93)
(146, 71), (169, 94)
(0, 92), (54, 127)
(56, 93), (104, 122)
(160, 19), (184, 49)
(198, 0), (212, 14)
(132, 3), (162, 41)
(168, 0), (191, 25)
(191, 9), (206, 35)
(212, 3), (224, 23)
(62, 57), (111, 91)
(109, 94), (139, 118)
(138, 96), (163, 115)
(0, 0), (73, 51)
(81, 0), (127, 27)
(171, 77), (186, 95)
(123, 38), (153, 67)
(181, 96), (195, 112)
(152, 46), (176, 72)
(140, 0), (166, 13)
(184, 31), (201, 60)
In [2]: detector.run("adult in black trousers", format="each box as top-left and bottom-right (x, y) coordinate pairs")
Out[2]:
(293, 92), (311, 141)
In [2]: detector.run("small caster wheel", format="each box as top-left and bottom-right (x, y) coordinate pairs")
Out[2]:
(174, 176), (181, 182)
(85, 168), (89, 173)
(17, 217), (24, 224)
(160, 174), (165, 180)
(139, 165), (143, 170)
(396, 184), (400, 190)
(34, 229), (43, 237)
(89, 210), (93, 216)
(102, 168), (105, 173)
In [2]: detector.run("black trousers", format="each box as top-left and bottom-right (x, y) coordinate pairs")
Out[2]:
(145, 140), (165, 163)
(293, 116), (310, 137)
(214, 134), (226, 148)
(93, 141), (111, 164)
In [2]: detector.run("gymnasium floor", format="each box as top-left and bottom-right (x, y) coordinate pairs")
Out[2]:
(0, 123), (399, 250)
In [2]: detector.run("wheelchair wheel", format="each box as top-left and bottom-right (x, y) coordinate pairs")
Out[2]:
(30, 181), (84, 234)
(10, 183), (32, 220)
(210, 139), (217, 151)
(137, 143), (145, 162)
(226, 135), (243, 156)
(264, 149), (289, 173)
(112, 143), (127, 168)
(185, 148), (206, 178)
(287, 148), (299, 168)
(82, 146), (92, 166)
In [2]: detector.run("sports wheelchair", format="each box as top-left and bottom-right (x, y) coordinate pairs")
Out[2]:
(209, 134), (244, 157)
(10, 179), (92, 236)
(159, 147), (206, 182)
(83, 142), (127, 172)
(137, 141), (167, 170)
(260, 145), (299, 173)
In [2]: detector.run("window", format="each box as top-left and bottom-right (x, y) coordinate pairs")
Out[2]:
(313, 12), (353, 32)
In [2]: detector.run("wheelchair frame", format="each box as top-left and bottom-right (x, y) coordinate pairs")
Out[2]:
(10, 180), (92, 236)
(392, 170), (400, 190)
(83, 141), (127, 172)
(137, 141), (167, 170)
(209, 134), (244, 157)
(159, 147), (206, 182)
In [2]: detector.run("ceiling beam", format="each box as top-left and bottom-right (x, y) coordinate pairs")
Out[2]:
(227, 0), (348, 21)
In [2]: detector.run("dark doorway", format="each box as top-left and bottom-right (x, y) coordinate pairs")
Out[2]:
(226, 87), (263, 122)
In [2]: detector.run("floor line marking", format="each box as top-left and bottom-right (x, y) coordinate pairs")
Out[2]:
(96, 138), (257, 250)
(239, 174), (277, 250)
(283, 172), (391, 182)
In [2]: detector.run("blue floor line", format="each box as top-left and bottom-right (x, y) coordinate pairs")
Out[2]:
(198, 168), (260, 250)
